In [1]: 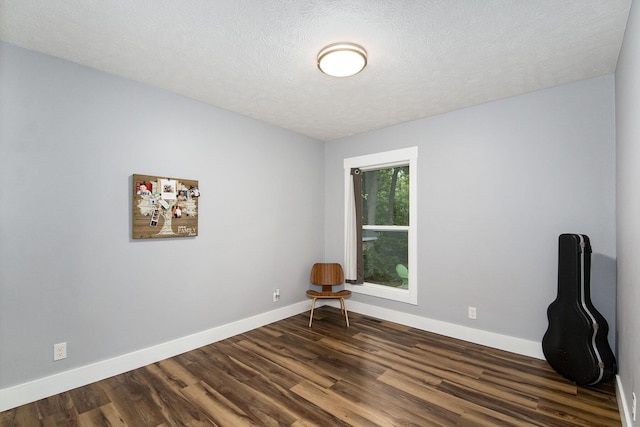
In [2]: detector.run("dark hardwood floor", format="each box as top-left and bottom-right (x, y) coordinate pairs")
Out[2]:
(0, 307), (621, 426)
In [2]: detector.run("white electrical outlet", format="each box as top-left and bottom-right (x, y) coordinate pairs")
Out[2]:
(468, 306), (477, 319)
(632, 392), (636, 422)
(273, 289), (280, 302)
(53, 342), (67, 361)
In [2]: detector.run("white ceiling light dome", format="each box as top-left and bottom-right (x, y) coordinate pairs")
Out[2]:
(317, 42), (368, 77)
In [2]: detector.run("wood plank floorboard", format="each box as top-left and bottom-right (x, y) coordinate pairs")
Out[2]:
(0, 307), (621, 426)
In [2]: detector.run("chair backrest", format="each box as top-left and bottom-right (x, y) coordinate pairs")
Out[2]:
(310, 263), (344, 286)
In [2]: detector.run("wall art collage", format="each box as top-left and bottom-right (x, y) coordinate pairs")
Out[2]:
(132, 174), (199, 239)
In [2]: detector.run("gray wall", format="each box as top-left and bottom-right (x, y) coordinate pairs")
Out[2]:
(615, 0), (640, 421)
(324, 75), (616, 346)
(0, 43), (325, 389)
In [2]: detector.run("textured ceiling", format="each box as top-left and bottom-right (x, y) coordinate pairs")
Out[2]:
(0, 0), (632, 141)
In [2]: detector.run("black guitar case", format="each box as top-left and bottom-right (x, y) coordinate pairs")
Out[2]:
(542, 234), (616, 385)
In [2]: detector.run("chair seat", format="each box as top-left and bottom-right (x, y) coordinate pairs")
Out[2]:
(306, 289), (352, 298)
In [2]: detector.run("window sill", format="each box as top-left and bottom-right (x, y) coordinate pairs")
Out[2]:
(345, 282), (417, 305)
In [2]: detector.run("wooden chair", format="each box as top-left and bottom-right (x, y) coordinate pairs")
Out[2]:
(306, 263), (352, 327)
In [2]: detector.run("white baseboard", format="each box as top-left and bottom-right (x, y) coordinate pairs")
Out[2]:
(329, 299), (545, 359)
(0, 301), (311, 412)
(0, 299), (556, 412)
(616, 375), (633, 427)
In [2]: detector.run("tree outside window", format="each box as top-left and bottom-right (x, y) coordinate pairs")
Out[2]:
(362, 166), (409, 287)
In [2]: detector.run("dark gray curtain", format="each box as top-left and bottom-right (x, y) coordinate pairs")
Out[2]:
(346, 168), (364, 284)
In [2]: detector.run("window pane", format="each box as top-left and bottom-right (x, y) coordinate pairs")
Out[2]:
(363, 230), (408, 288)
(362, 166), (409, 226)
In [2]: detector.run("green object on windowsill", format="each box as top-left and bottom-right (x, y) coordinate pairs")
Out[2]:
(396, 264), (408, 289)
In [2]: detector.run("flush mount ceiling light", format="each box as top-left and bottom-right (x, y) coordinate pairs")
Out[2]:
(317, 42), (367, 77)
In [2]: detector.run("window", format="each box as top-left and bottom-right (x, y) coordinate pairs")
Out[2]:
(344, 147), (417, 304)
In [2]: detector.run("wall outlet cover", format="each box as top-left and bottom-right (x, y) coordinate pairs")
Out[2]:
(54, 342), (67, 361)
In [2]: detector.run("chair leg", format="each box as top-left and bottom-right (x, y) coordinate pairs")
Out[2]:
(308, 297), (317, 327)
(340, 298), (350, 327)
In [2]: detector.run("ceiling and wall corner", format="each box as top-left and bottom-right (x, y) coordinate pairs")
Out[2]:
(0, 0), (632, 141)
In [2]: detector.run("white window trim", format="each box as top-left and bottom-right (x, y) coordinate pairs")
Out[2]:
(343, 147), (418, 305)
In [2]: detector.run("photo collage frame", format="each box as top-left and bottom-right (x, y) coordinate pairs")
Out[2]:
(132, 174), (199, 239)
